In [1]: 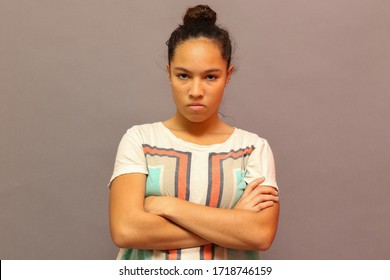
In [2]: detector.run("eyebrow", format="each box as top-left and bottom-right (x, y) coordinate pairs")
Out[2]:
(173, 67), (223, 73)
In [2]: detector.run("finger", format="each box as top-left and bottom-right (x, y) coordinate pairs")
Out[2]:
(254, 177), (266, 185)
(244, 193), (279, 207)
(252, 194), (280, 205)
(243, 177), (266, 195)
(244, 187), (278, 202)
(253, 200), (275, 212)
(249, 177), (266, 188)
(254, 185), (279, 196)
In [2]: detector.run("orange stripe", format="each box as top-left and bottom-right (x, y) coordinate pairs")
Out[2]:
(202, 244), (213, 260)
(167, 249), (178, 260)
(143, 146), (190, 200)
(143, 146), (185, 157)
(209, 155), (222, 207)
(208, 147), (255, 207)
(177, 155), (188, 200)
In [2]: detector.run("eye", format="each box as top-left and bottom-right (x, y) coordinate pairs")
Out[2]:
(206, 75), (217, 81)
(177, 74), (189, 79)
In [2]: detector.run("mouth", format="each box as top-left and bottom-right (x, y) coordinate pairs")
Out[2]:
(188, 103), (205, 111)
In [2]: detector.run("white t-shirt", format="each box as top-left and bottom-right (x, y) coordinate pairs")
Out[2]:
(109, 122), (278, 260)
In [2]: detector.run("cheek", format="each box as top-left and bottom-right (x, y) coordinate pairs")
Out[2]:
(171, 87), (185, 104)
(171, 83), (186, 94)
(212, 86), (226, 101)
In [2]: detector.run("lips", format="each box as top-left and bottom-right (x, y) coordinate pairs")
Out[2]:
(188, 103), (205, 111)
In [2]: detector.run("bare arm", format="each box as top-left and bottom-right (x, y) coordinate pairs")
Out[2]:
(109, 173), (209, 250)
(145, 178), (280, 251)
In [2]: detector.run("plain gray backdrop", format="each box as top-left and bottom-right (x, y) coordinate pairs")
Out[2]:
(1, 0), (389, 259)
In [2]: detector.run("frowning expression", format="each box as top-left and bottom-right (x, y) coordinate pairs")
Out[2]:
(168, 38), (233, 124)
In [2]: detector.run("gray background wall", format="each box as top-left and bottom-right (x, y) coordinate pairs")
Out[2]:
(1, 0), (389, 259)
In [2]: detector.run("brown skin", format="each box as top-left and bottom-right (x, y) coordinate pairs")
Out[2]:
(109, 37), (279, 251)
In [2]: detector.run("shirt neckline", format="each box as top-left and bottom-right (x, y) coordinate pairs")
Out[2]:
(158, 122), (237, 150)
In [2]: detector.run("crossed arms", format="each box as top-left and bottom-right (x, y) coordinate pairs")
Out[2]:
(109, 173), (279, 251)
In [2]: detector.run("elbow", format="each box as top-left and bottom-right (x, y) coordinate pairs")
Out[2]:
(110, 210), (154, 249)
(250, 203), (279, 251)
(250, 229), (277, 251)
(112, 235), (126, 249)
(256, 238), (273, 251)
(110, 227), (130, 248)
(110, 224), (141, 249)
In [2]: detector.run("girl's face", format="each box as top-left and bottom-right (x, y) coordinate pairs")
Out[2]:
(168, 38), (234, 124)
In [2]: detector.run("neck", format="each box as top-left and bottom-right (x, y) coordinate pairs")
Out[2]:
(165, 112), (229, 136)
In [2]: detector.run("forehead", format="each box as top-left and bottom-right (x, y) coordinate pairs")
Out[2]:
(171, 38), (227, 69)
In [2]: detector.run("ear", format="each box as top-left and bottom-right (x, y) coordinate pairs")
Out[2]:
(226, 64), (234, 85)
(166, 64), (172, 81)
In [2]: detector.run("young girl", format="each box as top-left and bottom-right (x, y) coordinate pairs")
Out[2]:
(109, 4), (279, 260)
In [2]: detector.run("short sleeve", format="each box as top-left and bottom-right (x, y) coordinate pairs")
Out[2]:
(108, 127), (148, 187)
(244, 138), (278, 191)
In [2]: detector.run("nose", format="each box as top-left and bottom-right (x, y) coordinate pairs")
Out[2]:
(189, 78), (204, 98)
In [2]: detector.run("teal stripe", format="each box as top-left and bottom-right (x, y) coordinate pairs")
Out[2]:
(232, 170), (246, 206)
(227, 248), (261, 260)
(146, 167), (162, 196)
(120, 249), (153, 260)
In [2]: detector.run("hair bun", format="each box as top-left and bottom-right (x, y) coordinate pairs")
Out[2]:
(183, 5), (217, 25)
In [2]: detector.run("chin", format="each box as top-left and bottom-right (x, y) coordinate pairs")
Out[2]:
(186, 117), (207, 123)
(189, 115), (216, 124)
(178, 110), (216, 124)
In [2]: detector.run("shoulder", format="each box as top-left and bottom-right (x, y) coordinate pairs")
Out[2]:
(124, 122), (163, 137)
(118, 122), (164, 146)
(232, 128), (270, 147)
(126, 122), (162, 132)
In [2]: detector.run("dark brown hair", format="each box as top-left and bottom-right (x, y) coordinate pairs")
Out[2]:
(167, 5), (232, 67)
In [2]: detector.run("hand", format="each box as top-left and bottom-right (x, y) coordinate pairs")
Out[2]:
(234, 177), (279, 212)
